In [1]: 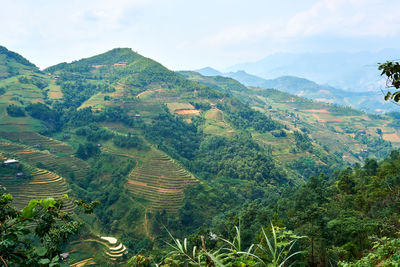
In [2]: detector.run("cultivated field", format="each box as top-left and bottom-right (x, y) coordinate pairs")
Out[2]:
(0, 132), (74, 154)
(126, 149), (198, 212)
(203, 108), (235, 137)
(0, 167), (74, 212)
(0, 141), (90, 180)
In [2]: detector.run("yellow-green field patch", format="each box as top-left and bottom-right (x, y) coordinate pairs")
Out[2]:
(203, 109), (234, 137)
(166, 102), (195, 113)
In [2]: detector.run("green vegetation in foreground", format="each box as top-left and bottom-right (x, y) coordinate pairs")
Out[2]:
(0, 188), (98, 266)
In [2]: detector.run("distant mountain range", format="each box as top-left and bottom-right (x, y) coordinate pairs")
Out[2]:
(195, 67), (397, 113)
(223, 49), (400, 92)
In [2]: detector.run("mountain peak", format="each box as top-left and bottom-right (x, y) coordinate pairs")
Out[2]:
(0, 45), (38, 79)
(44, 47), (143, 72)
(195, 67), (222, 76)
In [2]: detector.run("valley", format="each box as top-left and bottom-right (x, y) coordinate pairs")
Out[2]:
(1, 46), (400, 266)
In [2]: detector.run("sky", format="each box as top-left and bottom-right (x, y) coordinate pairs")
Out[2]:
(1, 0), (400, 70)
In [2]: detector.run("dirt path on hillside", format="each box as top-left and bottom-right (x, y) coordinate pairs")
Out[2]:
(127, 195), (154, 241)
(143, 209), (154, 241)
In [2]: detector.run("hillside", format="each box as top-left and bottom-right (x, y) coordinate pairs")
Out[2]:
(196, 69), (397, 113)
(181, 71), (396, 164)
(0, 45), (38, 79)
(1, 46), (400, 265)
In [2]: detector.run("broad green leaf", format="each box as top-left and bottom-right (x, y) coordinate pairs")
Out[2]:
(42, 198), (56, 210)
(35, 247), (48, 257)
(38, 258), (50, 264)
(22, 200), (39, 219)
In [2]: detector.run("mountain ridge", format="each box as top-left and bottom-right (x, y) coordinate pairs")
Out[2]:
(195, 68), (395, 113)
(225, 49), (400, 92)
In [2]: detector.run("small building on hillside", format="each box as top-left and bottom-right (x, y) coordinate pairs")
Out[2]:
(15, 172), (24, 178)
(134, 114), (141, 119)
(4, 159), (19, 165)
(33, 144), (41, 149)
(60, 252), (70, 262)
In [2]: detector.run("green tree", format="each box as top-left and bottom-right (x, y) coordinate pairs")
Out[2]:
(0, 187), (99, 266)
(379, 61), (400, 102)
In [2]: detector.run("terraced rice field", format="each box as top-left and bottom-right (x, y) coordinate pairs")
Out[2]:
(0, 132), (73, 153)
(0, 141), (89, 180)
(70, 258), (96, 267)
(72, 236), (128, 264)
(126, 150), (198, 212)
(0, 168), (74, 212)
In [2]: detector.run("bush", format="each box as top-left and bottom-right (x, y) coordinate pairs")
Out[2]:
(6, 104), (25, 117)
(113, 134), (147, 150)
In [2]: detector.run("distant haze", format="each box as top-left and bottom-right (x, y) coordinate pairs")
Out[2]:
(225, 49), (400, 92)
(2, 0), (400, 72)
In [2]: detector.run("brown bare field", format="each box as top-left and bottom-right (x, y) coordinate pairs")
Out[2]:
(334, 126), (343, 132)
(305, 109), (329, 113)
(175, 109), (200, 115)
(312, 113), (343, 122)
(49, 91), (63, 99)
(166, 102), (195, 112)
(383, 133), (400, 142)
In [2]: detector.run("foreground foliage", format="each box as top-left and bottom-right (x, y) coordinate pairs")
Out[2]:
(153, 223), (303, 267)
(339, 236), (400, 267)
(0, 188), (98, 266)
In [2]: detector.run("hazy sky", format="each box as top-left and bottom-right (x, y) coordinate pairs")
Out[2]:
(2, 0), (400, 70)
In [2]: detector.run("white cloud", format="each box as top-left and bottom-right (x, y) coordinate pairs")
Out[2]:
(198, 0), (400, 50)
(1, 0), (400, 70)
(285, 0), (400, 37)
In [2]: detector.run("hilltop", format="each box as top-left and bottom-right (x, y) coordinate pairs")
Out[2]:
(0, 45), (38, 79)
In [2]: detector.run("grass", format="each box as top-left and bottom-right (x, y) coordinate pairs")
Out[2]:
(203, 109), (235, 137)
(0, 74), (47, 132)
(46, 80), (63, 100)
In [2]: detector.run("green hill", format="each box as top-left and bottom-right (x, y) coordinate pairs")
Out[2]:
(182, 71), (396, 164)
(224, 70), (396, 113)
(0, 45), (38, 79)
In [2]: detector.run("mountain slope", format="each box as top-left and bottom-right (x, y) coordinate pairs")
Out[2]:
(0, 45), (38, 79)
(226, 49), (400, 92)
(181, 71), (397, 165)
(201, 69), (395, 113)
(0, 47), (52, 132)
(1, 46), (399, 264)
